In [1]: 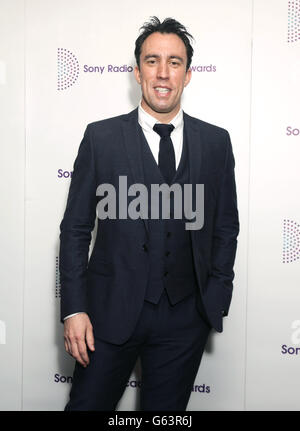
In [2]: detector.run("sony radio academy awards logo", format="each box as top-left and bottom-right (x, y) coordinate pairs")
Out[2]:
(53, 371), (210, 395)
(288, 0), (300, 43)
(57, 48), (217, 91)
(57, 47), (135, 91)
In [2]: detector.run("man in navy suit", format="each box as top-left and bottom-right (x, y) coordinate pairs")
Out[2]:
(59, 16), (239, 411)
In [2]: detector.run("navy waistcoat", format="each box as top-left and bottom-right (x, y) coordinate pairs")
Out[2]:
(138, 125), (198, 305)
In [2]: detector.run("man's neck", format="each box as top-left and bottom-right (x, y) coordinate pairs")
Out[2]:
(140, 100), (181, 124)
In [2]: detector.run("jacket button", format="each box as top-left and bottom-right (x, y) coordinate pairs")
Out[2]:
(166, 232), (171, 238)
(164, 271), (169, 277)
(142, 244), (148, 252)
(165, 251), (170, 257)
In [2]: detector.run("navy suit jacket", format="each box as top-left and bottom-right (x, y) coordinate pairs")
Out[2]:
(59, 108), (239, 344)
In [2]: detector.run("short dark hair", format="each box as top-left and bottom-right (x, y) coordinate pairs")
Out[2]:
(134, 16), (194, 71)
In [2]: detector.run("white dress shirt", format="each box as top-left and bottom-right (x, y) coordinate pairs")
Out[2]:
(138, 101), (184, 169)
(64, 102), (184, 321)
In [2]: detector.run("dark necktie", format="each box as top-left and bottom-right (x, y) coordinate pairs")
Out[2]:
(153, 123), (175, 185)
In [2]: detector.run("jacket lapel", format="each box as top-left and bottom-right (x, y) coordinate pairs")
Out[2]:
(121, 108), (149, 234)
(183, 112), (203, 185)
(183, 112), (204, 248)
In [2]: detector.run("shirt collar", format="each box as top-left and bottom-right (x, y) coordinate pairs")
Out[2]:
(138, 101), (183, 133)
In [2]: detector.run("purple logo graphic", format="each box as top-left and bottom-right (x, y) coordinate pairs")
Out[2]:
(283, 219), (300, 263)
(288, 0), (300, 43)
(57, 49), (135, 90)
(191, 384), (210, 393)
(57, 48), (80, 91)
(189, 64), (216, 73)
(286, 126), (300, 136)
(57, 168), (73, 178)
(126, 379), (141, 388)
(54, 373), (73, 383)
(55, 256), (61, 298)
(125, 379), (210, 393)
(83, 64), (133, 73)
(281, 344), (300, 354)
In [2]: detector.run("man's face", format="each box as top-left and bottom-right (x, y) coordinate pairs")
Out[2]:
(134, 32), (192, 121)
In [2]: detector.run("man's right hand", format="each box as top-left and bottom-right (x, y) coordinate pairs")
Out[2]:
(64, 313), (95, 367)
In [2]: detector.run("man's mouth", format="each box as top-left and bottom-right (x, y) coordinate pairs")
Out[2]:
(154, 87), (171, 94)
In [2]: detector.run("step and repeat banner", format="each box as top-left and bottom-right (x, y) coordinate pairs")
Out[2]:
(0, 0), (299, 411)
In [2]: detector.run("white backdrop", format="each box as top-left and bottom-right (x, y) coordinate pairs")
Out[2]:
(0, 0), (299, 411)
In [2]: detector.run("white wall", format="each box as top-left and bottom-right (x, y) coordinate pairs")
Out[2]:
(0, 0), (25, 410)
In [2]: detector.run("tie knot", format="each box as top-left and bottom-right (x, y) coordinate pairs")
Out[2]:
(153, 123), (174, 138)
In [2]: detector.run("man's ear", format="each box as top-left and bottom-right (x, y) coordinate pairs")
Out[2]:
(134, 66), (141, 84)
(184, 68), (192, 87)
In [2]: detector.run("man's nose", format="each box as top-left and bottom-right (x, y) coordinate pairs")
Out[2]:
(156, 61), (169, 79)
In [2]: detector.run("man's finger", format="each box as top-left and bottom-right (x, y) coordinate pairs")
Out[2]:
(71, 341), (87, 367)
(64, 339), (70, 354)
(86, 326), (95, 352)
(76, 339), (89, 366)
(66, 336), (74, 356)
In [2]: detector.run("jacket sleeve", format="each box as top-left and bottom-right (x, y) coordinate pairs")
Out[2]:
(59, 124), (98, 321)
(207, 131), (239, 316)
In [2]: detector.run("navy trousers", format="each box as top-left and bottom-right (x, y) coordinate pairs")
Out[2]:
(65, 290), (211, 411)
